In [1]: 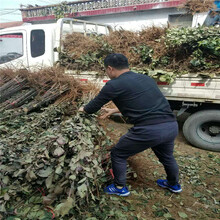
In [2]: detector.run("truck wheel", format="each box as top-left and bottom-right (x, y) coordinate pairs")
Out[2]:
(183, 110), (220, 152)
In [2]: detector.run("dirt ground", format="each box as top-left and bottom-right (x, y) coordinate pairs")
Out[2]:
(98, 116), (220, 220)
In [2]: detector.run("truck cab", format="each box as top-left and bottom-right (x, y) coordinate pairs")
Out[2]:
(0, 23), (55, 69)
(0, 18), (112, 70)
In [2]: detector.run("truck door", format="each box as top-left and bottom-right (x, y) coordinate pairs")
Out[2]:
(27, 29), (48, 68)
(0, 30), (28, 69)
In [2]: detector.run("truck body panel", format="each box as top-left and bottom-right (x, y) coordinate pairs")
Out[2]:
(159, 76), (220, 104)
(67, 72), (220, 104)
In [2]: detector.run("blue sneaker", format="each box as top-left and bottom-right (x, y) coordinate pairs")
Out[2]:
(104, 183), (130, 196)
(157, 179), (182, 193)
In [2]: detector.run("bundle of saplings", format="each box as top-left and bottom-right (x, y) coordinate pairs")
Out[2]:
(58, 26), (220, 83)
(0, 68), (121, 219)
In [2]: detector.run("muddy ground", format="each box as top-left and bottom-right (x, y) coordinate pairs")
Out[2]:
(98, 115), (220, 220)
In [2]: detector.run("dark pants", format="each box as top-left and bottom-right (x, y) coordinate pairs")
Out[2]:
(111, 121), (179, 186)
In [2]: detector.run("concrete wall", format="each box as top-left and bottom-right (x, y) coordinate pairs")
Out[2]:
(79, 8), (188, 31)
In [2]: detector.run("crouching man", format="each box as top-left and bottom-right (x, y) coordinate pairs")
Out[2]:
(79, 53), (182, 196)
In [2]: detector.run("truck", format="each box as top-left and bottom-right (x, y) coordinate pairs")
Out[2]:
(0, 18), (219, 152)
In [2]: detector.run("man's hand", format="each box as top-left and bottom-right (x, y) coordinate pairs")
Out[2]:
(79, 107), (85, 112)
(100, 107), (120, 119)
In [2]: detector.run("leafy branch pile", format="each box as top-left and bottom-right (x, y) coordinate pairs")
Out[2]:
(165, 26), (220, 77)
(179, 0), (216, 14)
(58, 26), (220, 83)
(0, 69), (118, 219)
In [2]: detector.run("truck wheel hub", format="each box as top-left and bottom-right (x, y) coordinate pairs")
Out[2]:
(209, 126), (220, 135)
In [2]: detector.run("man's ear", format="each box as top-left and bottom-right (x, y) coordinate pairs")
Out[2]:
(108, 66), (114, 72)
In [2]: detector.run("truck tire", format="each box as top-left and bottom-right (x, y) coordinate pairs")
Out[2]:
(183, 110), (220, 152)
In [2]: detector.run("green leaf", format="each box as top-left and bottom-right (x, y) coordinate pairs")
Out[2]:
(159, 75), (167, 82)
(164, 213), (172, 218)
(55, 197), (74, 217)
(86, 172), (93, 178)
(0, 204), (6, 212)
(55, 166), (62, 174)
(4, 193), (10, 201)
(178, 212), (188, 218)
(69, 174), (76, 180)
(77, 150), (93, 160)
(53, 147), (65, 157)
(46, 174), (53, 189)
(56, 136), (66, 145)
(2, 176), (9, 184)
(77, 183), (87, 198)
(14, 169), (26, 177)
(193, 192), (202, 198)
(86, 218), (98, 220)
(6, 217), (21, 220)
(26, 170), (37, 182)
(38, 167), (53, 178)
(54, 185), (63, 195)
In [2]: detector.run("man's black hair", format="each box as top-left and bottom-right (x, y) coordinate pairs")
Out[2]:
(104, 53), (129, 70)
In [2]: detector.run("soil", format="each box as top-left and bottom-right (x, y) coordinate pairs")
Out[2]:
(98, 116), (220, 220)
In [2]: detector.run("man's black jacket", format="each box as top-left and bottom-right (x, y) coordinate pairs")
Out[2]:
(84, 71), (176, 126)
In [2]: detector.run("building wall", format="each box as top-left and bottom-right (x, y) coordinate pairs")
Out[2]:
(77, 8), (188, 31)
